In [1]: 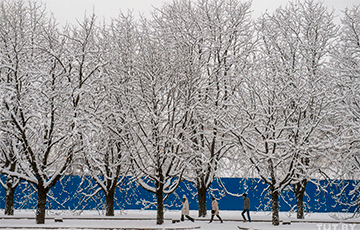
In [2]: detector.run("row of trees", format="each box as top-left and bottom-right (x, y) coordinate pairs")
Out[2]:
(0, 0), (359, 226)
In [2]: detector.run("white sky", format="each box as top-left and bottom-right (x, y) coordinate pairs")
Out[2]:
(42, 0), (360, 26)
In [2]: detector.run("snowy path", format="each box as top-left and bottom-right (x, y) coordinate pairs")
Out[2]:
(0, 210), (359, 230)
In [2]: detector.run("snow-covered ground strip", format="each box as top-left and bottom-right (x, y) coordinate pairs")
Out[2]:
(0, 210), (359, 230)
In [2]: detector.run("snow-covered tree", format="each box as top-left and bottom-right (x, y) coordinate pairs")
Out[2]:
(0, 3), (22, 214)
(118, 16), (195, 224)
(0, 0), (28, 216)
(189, 0), (253, 217)
(80, 13), (135, 216)
(0, 0), (74, 224)
(332, 4), (360, 216)
(153, 0), (254, 217)
(230, 0), (338, 225)
(258, 0), (338, 220)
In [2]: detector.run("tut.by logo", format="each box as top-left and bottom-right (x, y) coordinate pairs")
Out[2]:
(316, 224), (357, 230)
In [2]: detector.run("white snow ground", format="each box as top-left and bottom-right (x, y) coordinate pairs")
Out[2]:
(0, 210), (359, 230)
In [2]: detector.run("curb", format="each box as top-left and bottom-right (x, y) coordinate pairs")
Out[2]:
(0, 217), (173, 221)
(0, 217), (201, 230)
(0, 228), (201, 230)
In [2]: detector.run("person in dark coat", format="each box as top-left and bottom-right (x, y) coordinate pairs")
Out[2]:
(209, 197), (223, 223)
(181, 195), (194, 222)
(241, 193), (251, 222)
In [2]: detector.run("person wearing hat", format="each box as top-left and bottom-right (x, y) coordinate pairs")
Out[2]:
(181, 195), (194, 222)
(242, 193), (251, 222)
(209, 197), (223, 223)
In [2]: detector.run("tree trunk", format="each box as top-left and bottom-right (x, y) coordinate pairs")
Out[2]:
(36, 186), (47, 224)
(105, 187), (115, 216)
(4, 154), (18, 216)
(197, 184), (207, 217)
(156, 187), (164, 225)
(294, 179), (307, 219)
(271, 190), (280, 226)
(296, 190), (304, 219)
(4, 185), (16, 215)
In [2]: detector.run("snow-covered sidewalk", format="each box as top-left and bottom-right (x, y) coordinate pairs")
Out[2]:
(0, 210), (359, 230)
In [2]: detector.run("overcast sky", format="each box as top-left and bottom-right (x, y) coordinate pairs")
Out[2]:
(42, 0), (359, 26)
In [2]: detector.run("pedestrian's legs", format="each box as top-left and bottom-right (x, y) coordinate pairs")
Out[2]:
(246, 210), (251, 222)
(209, 214), (214, 223)
(216, 214), (223, 223)
(181, 215), (184, 221)
(241, 210), (247, 221)
(185, 215), (194, 222)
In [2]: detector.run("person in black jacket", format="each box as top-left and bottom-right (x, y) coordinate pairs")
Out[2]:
(242, 193), (251, 222)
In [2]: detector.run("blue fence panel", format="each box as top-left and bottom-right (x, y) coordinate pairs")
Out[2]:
(0, 176), (358, 213)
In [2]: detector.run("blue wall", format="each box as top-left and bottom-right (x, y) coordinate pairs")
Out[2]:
(0, 176), (358, 213)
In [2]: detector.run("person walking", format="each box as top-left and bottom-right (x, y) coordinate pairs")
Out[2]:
(181, 195), (194, 222)
(242, 193), (251, 222)
(209, 197), (223, 223)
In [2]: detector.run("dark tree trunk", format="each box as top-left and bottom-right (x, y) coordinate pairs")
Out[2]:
(294, 179), (307, 219)
(36, 186), (47, 224)
(105, 187), (116, 216)
(4, 185), (16, 215)
(156, 186), (164, 225)
(197, 184), (207, 217)
(271, 190), (280, 226)
(4, 152), (18, 216)
(296, 191), (304, 219)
